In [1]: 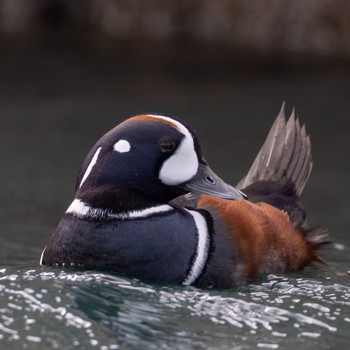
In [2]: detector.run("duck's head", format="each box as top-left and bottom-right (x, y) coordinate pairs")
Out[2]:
(75, 114), (245, 205)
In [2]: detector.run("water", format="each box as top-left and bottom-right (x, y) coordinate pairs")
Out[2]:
(0, 265), (349, 349)
(1, 41), (350, 349)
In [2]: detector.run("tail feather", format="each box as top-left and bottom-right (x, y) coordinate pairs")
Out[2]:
(237, 103), (313, 197)
(301, 224), (330, 265)
(237, 103), (329, 260)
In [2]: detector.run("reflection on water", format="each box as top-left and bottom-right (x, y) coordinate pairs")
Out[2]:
(0, 266), (349, 349)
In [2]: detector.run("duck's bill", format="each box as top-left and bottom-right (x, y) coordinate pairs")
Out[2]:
(183, 163), (246, 200)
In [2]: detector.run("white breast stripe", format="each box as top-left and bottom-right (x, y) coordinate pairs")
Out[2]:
(79, 147), (102, 188)
(66, 198), (174, 220)
(182, 209), (210, 286)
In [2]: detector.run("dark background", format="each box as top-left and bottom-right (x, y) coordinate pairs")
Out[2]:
(0, 0), (349, 264)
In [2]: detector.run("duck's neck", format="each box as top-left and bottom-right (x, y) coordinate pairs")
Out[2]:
(76, 185), (162, 213)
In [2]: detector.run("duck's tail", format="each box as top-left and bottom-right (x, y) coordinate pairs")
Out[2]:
(237, 103), (329, 260)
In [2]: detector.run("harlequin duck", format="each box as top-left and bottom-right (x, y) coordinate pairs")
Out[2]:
(40, 105), (328, 288)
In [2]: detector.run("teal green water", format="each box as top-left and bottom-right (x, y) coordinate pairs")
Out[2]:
(1, 43), (350, 349)
(0, 262), (349, 349)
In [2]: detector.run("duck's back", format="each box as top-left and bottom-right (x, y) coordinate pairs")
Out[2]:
(189, 105), (328, 288)
(194, 195), (316, 288)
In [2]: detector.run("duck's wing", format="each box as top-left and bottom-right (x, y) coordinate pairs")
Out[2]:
(236, 104), (313, 228)
(237, 103), (313, 198)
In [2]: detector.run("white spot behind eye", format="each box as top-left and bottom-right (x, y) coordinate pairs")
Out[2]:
(79, 147), (102, 188)
(114, 139), (131, 153)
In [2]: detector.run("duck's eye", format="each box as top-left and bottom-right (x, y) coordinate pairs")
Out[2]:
(160, 140), (175, 152)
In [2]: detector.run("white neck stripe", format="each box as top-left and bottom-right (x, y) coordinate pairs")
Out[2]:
(79, 147), (102, 188)
(182, 209), (210, 286)
(66, 198), (174, 220)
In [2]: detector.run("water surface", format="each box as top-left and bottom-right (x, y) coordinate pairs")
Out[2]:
(1, 42), (350, 349)
(0, 263), (349, 349)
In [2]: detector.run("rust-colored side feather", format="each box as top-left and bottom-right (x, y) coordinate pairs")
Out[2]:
(198, 195), (317, 281)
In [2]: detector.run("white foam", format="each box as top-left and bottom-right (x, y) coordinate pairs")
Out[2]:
(79, 147), (102, 188)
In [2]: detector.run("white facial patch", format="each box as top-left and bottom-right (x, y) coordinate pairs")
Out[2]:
(79, 147), (102, 188)
(147, 115), (199, 186)
(114, 139), (131, 153)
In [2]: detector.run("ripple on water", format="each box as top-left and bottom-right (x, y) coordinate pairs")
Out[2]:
(0, 267), (349, 349)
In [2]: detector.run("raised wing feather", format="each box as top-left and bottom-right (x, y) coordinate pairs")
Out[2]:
(237, 103), (313, 197)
